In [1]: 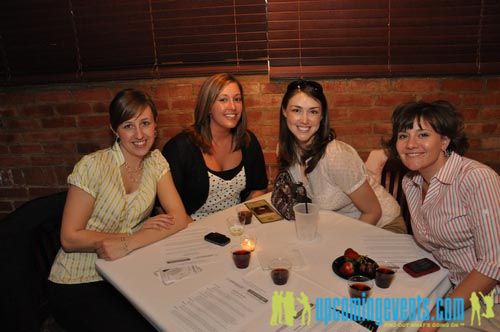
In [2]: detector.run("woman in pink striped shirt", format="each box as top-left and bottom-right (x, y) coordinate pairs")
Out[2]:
(385, 101), (499, 331)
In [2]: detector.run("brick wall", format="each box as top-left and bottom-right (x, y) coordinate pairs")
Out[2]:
(1, 75), (499, 218)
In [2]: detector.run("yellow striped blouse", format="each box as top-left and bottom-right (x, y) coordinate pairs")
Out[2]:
(49, 142), (169, 284)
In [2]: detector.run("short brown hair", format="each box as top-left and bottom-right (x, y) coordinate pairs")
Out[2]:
(383, 100), (469, 158)
(109, 89), (157, 131)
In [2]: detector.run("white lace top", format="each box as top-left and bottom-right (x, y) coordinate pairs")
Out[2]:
(191, 168), (246, 221)
(288, 140), (400, 227)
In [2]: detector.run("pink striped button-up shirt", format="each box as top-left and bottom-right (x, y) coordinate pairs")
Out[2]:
(403, 152), (500, 302)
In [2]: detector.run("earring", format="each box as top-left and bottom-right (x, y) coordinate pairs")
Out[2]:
(154, 130), (158, 137)
(115, 135), (120, 144)
(443, 149), (451, 157)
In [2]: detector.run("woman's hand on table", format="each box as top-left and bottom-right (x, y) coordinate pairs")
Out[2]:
(142, 214), (175, 230)
(95, 237), (130, 261)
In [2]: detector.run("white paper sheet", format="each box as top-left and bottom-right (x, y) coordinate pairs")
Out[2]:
(359, 234), (423, 264)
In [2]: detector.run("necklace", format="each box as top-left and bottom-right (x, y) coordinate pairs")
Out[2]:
(123, 161), (143, 184)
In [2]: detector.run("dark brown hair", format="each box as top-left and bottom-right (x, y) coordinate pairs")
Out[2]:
(383, 100), (469, 158)
(278, 80), (335, 174)
(186, 73), (249, 153)
(109, 89), (157, 131)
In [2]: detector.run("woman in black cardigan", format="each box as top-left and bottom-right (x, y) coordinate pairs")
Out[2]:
(162, 73), (268, 220)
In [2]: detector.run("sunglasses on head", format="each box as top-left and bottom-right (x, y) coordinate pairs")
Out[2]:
(287, 80), (323, 92)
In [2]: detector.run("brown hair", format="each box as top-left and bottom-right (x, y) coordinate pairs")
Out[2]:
(109, 88), (157, 131)
(278, 80), (335, 174)
(186, 73), (249, 153)
(383, 100), (469, 158)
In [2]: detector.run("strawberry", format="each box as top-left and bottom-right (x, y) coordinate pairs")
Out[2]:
(339, 261), (355, 277)
(344, 248), (360, 260)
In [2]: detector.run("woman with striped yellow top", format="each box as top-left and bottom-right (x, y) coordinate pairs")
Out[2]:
(48, 89), (190, 332)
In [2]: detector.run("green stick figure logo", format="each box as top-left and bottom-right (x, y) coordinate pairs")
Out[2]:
(470, 290), (496, 327)
(270, 290), (312, 327)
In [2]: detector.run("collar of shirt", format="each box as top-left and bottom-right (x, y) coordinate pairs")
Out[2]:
(111, 141), (126, 167)
(406, 152), (462, 188)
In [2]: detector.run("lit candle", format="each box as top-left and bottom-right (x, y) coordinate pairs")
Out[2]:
(240, 234), (256, 252)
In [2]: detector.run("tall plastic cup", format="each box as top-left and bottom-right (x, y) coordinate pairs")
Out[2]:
(293, 203), (319, 241)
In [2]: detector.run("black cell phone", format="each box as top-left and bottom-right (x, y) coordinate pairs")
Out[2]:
(204, 232), (230, 246)
(403, 258), (440, 278)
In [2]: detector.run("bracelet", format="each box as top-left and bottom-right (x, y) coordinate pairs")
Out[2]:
(120, 236), (129, 253)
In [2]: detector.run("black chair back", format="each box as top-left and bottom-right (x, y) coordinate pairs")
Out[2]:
(0, 191), (67, 332)
(380, 159), (412, 234)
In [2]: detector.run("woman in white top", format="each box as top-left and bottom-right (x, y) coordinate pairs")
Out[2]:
(277, 80), (401, 229)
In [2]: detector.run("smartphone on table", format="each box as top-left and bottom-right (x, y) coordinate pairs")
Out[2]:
(204, 232), (230, 246)
(403, 258), (440, 277)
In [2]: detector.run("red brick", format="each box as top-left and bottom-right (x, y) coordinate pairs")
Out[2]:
(241, 82), (260, 95)
(3, 118), (40, 129)
(467, 138), (481, 149)
(464, 123), (497, 136)
(28, 187), (67, 199)
(20, 105), (54, 117)
(460, 108), (480, 120)
(0, 188), (28, 199)
(332, 94), (373, 107)
(247, 111), (263, 122)
(41, 117), (77, 128)
(479, 108), (500, 120)
(43, 143), (76, 154)
(486, 78), (500, 90)
(73, 88), (111, 101)
(0, 156), (31, 167)
(23, 167), (56, 186)
(334, 124), (372, 136)
(159, 127), (184, 140)
(421, 93), (462, 106)
(373, 123), (392, 135)
(92, 102), (108, 113)
(77, 115), (109, 127)
(462, 93), (498, 106)
(0, 108), (17, 117)
(375, 94), (416, 107)
(261, 83), (286, 94)
(76, 143), (104, 154)
(154, 100), (169, 112)
(23, 131), (60, 142)
(54, 166), (73, 185)
(393, 79), (440, 92)
(56, 103), (93, 115)
(0, 91), (36, 104)
(465, 151), (498, 164)
(480, 137), (500, 149)
(350, 79), (390, 92)
(340, 135), (381, 150)
(442, 79), (483, 91)
(35, 90), (73, 103)
(155, 84), (193, 99)
(30, 155), (75, 166)
(329, 108), (350, 122)
(349, 108), (392, 121)
(0, 145), (9, 154)
(9, 144), (43, 154)
(245, 94), (282, 108)
(323, 80), (351, 93)
(171, 98), (196, 110)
